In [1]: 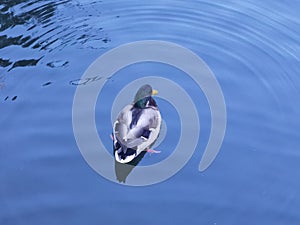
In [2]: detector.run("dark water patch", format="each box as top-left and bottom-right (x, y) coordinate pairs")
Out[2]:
(102, 37), (111, 43)
(0, 58), (12, 67)
(40, 37), (58, 50)
(3, 95), (18, 101)
(42, 81), (52, 87)
(20, 0), (45, 9)
(22, 36), (40, 47)
(46, 60), (69, 68)
(8, 57), (42, 71)
(0, 35), (23, 49)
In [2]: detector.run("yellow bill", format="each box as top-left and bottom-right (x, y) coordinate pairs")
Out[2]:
(152, 89), (158, 95)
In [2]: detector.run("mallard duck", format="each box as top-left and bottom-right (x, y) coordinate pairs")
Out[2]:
(112, 84), (162, 164)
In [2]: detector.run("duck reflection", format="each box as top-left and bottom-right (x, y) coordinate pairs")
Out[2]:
(114, 151), (146, 183)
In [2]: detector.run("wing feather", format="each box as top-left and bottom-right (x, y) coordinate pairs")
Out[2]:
(114, 105), (161, 150)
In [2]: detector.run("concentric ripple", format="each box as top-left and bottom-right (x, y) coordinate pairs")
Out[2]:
(0, 0), (110, 71)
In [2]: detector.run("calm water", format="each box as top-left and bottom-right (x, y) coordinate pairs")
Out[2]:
(1, 0), (300, 224)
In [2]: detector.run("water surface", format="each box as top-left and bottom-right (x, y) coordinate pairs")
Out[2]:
(1, 1), (300, 224)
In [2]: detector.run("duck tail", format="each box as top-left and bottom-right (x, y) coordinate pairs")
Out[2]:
(115, 143), (137, 161)
(117, 144), (128, 154)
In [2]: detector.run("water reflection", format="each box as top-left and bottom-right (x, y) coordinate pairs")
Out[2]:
(46, 60), (69, 68)
(42, 81), (52, 87)
(3, 95), (17, 101)
(0, 0), (110, 71)
(0, 1), (66, 47)
(0, 58), (12, 67)
(114, 151), (146, 183)
(8, 57), (43, 71)
(0, 0), (66, 71)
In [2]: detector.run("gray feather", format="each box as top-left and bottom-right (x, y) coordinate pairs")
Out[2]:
(114, 104), (161, 152)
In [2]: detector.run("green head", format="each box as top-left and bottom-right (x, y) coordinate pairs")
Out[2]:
(133, 84), (158, 108)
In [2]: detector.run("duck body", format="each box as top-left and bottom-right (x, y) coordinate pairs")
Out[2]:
(113, 85), (161, 164)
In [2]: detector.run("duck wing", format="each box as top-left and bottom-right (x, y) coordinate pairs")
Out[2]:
(114, 105), (161, 149)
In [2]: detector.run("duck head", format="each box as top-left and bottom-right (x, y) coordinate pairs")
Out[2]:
(133, 84), (158, 108)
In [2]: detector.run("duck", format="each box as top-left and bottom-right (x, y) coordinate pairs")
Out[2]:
(112, 84), (162, 164)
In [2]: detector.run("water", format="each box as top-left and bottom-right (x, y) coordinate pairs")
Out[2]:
(1, 0), (300, 224)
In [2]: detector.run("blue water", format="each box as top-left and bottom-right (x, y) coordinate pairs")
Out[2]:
(1, 0), (300, 224)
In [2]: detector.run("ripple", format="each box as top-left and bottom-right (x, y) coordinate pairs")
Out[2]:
(0, 58), (12, 67)
(1, 0), (299, 116)
(0, 0), (299, 149)
(1, 1), (300, 223)
(0, 0), (110, 71)
(91, 0), (300, 157)
(46, 60), (69, 68)
(8, 57), (43, 71)
(3, 95), (18, 101)
(87, 0), (298, 114)
(42, 81), (52, 87)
